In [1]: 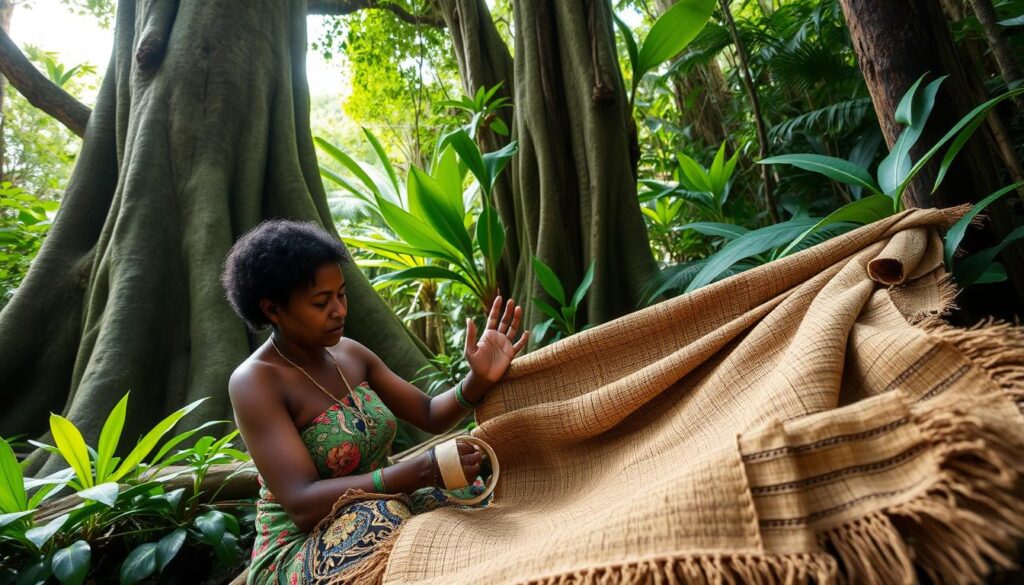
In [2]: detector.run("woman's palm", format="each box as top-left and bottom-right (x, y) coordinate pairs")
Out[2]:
(465, 296), (530, 384)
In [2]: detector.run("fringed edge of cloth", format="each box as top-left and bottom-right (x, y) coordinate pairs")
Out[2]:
(517, 320), (1024, 585)
(818, 402), (1024, 585)
(311, 489), (409, 585)
(916, 315), (1024, 408)
(905, 272), (961, 324)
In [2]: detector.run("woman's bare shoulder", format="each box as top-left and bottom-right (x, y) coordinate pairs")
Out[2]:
(228, 351), (284, 406)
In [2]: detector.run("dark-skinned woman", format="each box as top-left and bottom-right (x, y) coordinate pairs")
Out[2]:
(220, 220), (529, 585)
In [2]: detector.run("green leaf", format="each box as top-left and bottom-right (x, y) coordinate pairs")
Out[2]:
(490, 117), (510, 136)
(52, 540), (90, 585)
(95, 393), (129, 482)
(899, 87), (1024, 199)
(686, 219), (820, 292)
(108, 398), (207, 483)
(320, 168), (374, 206)
(954, 225), (1024, 286)
(49, 415), (93, 489)
(878, 75), (946, 196)
(373, 266), (472, 288)
(943, 182), (1023, 268)
(0, 509), (36, 528)
(571, 261), (596, 309)
(25, 513), (69, 549)
(481, 140), (518, 192)
(708, 141), (727, 192)
(362, 128), (400, 197)
(222, 512), (241, 537)
(975, 263), (1007, 284)
(314, 137), (385, 200)
(374, 196), (463, 265)
(443, 130), (488, 190)
(613, 13), (639, 82)
(531, 319), (555, 345)
(932, 114), (986, 193)
(531, 257), (566, 306)
(408, 167), (475, 260)
(76, 482), (119, 507)
(194, 510), (226, 546)
(759, 154), (882, 196)
(532, 297), (563, 322)
(636, 0), (716, 83)
(149, 420), (225, 468)
(998, 15), (1024, 26)
(476, 204), (505, 268)
(432, 146), (467, 218)
(155, 529), (186, 572)
(893, 74), (928, 125)
(676, 153), (712, 192)
(16, 557), (51, 585)
(0, 438), (27, 513)
(120, 543), (158, 585)
(778, 194), (897, 258)
(27, 482), (63, 509)
(675, 222), (749, 240)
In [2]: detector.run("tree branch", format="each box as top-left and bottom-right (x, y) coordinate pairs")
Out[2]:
(307, 0), (446, 27)
(0, 26), (90, 138)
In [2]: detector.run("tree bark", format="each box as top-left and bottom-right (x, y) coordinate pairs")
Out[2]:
(968, 0), (1023, 105)
(0, 25), (90, 137)
(0, 0), (13, 180)
(2, 0), (431, 475)
(507, 0), (657, 332)
(435, 0), (658, 338)
(839, 0), (1024, 316)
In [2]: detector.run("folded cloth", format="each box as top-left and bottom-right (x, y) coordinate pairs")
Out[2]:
(382, 207), (1024, 585)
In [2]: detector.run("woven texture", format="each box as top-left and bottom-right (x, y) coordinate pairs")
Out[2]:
(381, 208), (1024, 585)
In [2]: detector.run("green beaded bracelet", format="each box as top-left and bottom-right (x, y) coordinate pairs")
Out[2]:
(372, 468), (386, 493)
(454, 381), (480, 410)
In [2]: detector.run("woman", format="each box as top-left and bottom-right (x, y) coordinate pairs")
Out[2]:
(220, 220), (529, 584)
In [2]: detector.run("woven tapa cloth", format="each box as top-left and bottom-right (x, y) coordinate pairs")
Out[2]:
(380, 208), (1024, 585)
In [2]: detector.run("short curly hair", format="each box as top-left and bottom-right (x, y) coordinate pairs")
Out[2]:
(220, 219), (350, 332)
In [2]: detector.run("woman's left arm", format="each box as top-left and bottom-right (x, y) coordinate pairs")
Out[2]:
(358, 296), (529, 434)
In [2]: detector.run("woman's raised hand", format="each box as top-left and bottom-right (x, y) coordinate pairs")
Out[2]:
(464, 295), (530, 385)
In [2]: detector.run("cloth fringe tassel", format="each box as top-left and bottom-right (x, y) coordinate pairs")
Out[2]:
(917, 315), (1024, 407)
(519, 319), (1024, 585)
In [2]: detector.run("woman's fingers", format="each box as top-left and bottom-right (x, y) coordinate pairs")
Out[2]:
(505, 304), (522, 338)
(487, 295), (502, 330)
(512, 330), (531, 354)
(463, 318), (478, 356)
(497, 298), (515, 334)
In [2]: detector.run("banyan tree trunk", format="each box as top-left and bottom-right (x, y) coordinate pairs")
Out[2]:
(438, 0), (658, 337)
(0, 0), (431, 474)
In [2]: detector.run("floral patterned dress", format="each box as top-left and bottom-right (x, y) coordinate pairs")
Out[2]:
(248, 382), (485, 585)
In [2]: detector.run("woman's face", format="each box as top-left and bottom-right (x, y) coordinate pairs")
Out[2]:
(266, 262), (348, 346)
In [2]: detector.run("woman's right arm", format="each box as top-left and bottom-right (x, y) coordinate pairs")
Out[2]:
(229, 365), (445, 532)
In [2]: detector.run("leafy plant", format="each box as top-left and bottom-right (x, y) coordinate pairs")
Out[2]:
(412, 353), (470, 397)
(0, 183), (58, 309)
(1, 395), (255, 584)
(943, 181), (1024, 287)
(436, 83), (512, 138)
(672, 67), (1024, 295)
(615, 0), (717, 107)
(318, 128), (517, 310)
(530, 258), (596, 346)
